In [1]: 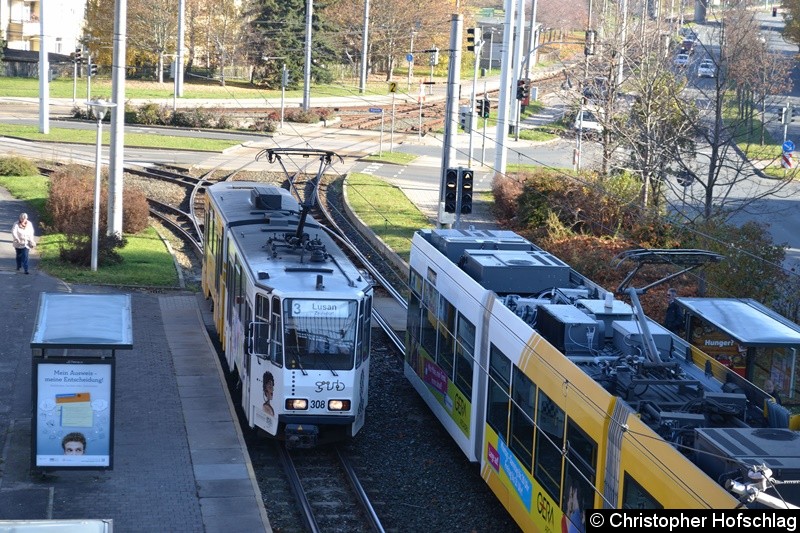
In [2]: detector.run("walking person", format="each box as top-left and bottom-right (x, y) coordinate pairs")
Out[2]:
(11, 212), (36, 274)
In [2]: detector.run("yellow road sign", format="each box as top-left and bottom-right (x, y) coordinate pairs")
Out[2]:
(388, 82), (397, 93)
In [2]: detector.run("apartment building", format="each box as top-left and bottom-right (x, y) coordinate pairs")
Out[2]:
(0, 0), (84, 53)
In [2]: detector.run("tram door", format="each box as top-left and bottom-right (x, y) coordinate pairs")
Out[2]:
(249, 294), (281, 436)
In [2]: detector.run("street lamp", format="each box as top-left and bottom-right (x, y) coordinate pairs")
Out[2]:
(86, 98), (116, 272)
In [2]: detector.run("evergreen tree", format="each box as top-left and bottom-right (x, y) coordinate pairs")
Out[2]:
(248, 0), (338, 87)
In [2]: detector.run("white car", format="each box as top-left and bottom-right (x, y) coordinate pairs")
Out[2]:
(574, 105), (604, 135)
(674, 54), (690, 68)
(697, 60), (716, 78)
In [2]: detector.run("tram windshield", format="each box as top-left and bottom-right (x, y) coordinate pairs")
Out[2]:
(283, 298), (358, 371)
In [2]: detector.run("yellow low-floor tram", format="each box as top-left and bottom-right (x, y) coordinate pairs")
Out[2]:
(404, 228), (799, 532)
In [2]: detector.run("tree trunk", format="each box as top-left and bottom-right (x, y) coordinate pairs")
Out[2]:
(158, 53), (164, 84)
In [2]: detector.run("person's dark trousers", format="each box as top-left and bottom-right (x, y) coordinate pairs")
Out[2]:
(15, 247), (29, 273)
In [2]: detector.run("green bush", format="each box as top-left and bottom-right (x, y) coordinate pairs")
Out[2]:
(137, 103), (172, 125)
(0, 156), (37, 176)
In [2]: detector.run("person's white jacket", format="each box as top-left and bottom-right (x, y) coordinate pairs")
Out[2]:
(12, 221), (35, 249)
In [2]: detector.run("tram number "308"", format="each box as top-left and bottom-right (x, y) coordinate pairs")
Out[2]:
(310, 400), (326, 409)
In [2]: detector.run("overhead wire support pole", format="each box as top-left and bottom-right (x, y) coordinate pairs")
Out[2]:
(359, 0), (370, 94)
(302, 0), (313, 111)
(109, 0), (128, 238)
(39, 5), (49, 134)
(494, 0), (520, 177)
(439, 14), (463, 228)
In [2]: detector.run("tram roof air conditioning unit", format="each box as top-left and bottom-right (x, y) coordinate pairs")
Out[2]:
(251, 185), (300, 211)
(537, 304), (601, 355)
(461, 250), (571, 294)
(430, 229), (534, 263)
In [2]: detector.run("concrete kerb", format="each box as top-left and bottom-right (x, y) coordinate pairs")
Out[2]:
(341, 179), (410, 279)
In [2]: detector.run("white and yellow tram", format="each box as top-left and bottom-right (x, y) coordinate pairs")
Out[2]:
(405, 228), (799, 531)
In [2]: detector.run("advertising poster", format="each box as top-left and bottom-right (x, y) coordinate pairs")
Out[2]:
(33, 360), (113, 469)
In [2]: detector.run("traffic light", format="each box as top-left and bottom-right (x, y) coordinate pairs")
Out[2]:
(478, 98), (490, 118)
(467, 28), (477, 52)
(430, 47), (439, 66)
(516, 80), (530, 102)
(459, 106), (471, 131)
(585, 30), (597, 56)
(281, 69), (289, 87)
(89, 63), (98, 77)
(74, 48), (82, 64)
(444, 168), (458, 213)
(459, 168), (473, 214)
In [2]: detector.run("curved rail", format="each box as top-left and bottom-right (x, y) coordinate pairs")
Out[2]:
(147, 198), (203, 257)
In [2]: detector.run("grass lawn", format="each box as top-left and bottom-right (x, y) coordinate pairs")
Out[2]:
(0, 123), (239, 151)
(0, 174), (179, 287)
(344, 173), (432, 262)
(0, 76), (430, 102)
(363, 152), (418, 165)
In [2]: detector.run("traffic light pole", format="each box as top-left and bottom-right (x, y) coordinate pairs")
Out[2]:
(86, 54), (92, 109)
(468, 35), (482, 167)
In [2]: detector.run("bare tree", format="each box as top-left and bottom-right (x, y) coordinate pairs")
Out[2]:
(128, 0), (178, 83)
(667, 5), (796, 226)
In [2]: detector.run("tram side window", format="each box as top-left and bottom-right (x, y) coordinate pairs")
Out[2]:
(437, 295), (455, 378)
(356, 296), (372, 367)
(534, 390), (565, 502)
(487, 345), (512, 442)
(454, 315), (475, 398)
(621, 473), (663, 509)
(251, 294), (270, 358)
(270, 296), (283, 366)
(407, 270), (423, 347)
(420, 280), (439, 359)
(510, 367), (534, 472)
(562, 421), (597, 525)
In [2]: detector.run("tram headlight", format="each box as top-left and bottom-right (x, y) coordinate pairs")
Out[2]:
(285, 398), (308, 410)
(328, 399), (351, 411)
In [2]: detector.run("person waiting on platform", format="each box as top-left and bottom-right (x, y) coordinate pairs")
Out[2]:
(62, 432), (86, 455)
(11, 212), (36, 274)
(663, 287), (685, 334)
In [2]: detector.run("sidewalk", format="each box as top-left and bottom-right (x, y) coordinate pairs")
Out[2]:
(0, 187), (270, 532)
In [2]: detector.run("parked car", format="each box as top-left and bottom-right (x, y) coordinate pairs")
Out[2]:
(574, 105), (604, 135)
(674, 53), (690, 68)
(697, 60), (716, 78)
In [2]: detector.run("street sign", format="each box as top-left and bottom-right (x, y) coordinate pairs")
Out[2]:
(406, 53), (413, 62)
(783, 140), (795, 153)
(368, 107), (382, 114)
(388, 82), (397, 93)
(783, 153), (794, 169)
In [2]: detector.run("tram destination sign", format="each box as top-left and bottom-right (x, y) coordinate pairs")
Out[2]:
(291, 299), (349, 318)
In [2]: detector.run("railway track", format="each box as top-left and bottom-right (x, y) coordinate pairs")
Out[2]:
(278, 444), (384, 533)
(147, 198), (203, 257)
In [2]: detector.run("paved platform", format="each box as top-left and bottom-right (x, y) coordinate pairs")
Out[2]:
(0, 186), (270, 532)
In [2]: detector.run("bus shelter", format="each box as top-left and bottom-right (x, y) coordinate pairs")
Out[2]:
(677, 297), (799, 406)
(30, 293), (133, 470)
